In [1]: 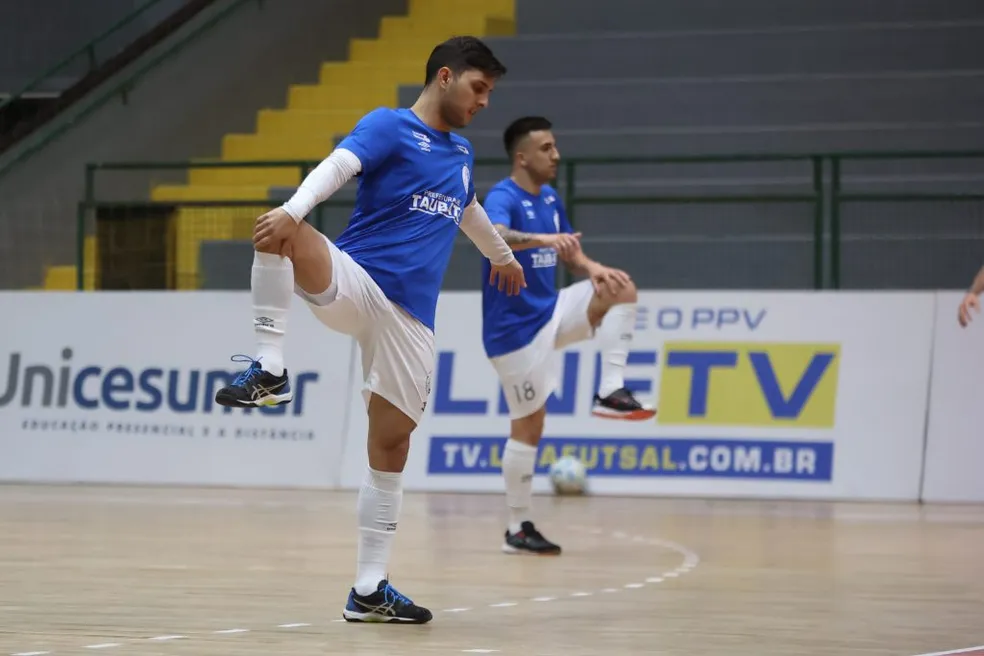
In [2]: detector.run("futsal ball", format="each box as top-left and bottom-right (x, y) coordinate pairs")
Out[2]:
(549, 455), (588, 495)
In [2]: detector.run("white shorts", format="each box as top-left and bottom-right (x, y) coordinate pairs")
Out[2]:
(489, 279), (596, 420)
(295, 236), (435, 425)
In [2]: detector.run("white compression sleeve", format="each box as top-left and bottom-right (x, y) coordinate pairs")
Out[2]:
(459, 198), (515, 266)
(281, 148), (362, 222)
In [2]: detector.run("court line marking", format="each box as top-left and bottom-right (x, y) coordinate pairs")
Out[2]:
(7, 526), (700, 656)
(911, 647), (984, 656)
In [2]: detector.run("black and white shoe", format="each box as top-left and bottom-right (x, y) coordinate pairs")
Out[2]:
(591, 387), (656, 421)
(502, 521), (562, 556)
(342, 579), (433, 624)
(214, 355), (293, 408)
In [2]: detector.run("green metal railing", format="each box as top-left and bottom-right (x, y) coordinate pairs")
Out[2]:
(829, 150), (984, 289)
(80, 150), (984, 291)
(0, 0), (257, 180)
(0, 0), (171, 116)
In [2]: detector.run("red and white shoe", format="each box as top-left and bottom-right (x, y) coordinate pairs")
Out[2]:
(591, 388), (657, 421)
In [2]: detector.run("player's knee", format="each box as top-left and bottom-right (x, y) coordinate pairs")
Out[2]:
(511, 408), (546, 444)
(615, 277), (637, 305)
(377, 433), (411, 458)
(367, 432), (411, 471)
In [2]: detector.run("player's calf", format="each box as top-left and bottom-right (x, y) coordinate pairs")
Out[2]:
(214, 355), (293, 408)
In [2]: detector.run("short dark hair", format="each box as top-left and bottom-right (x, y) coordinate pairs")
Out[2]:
(503, 116), (553, 157)
(424, 36), (507, 86)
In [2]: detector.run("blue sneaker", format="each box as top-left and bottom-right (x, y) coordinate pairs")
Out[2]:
(342, 580), (433, 624)
(214, 355), (293, 408)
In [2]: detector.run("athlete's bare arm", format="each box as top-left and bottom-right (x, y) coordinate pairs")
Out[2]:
(558, 245), (600, 277)
(560, 247), (633, 298)
(493, 224), (582, 256)
(958, 265), (984, 327)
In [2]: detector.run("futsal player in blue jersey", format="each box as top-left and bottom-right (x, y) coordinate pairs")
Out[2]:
(481, 116), (655, 556)
(213, 37), (524, 623)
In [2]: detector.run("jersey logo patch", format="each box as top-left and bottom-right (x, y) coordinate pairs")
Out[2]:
(412, 130), (431, 153)
(461, 165), (470, 195)
(410, 191), (464, 225)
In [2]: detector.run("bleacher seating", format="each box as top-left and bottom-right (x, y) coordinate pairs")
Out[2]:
(36, 0), (984, 291)
(406, 0), (984, 290)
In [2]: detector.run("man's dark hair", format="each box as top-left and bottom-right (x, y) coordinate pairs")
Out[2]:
(424, 36), (507, 85)
(503, 116), (553, 157)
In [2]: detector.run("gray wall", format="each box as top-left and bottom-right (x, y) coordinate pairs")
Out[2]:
(444, 0), (984, 291)
(0, 0), (187, 93)
(0, 0), (406, 288)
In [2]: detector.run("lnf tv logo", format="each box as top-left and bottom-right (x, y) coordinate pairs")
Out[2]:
(432, 341), (841, 428)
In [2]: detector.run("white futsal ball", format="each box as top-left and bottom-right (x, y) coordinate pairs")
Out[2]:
(549, 455), (588, 495)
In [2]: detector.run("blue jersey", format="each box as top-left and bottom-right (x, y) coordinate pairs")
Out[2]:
(334, 107), (476, 332)
(481, 179), (574, 358)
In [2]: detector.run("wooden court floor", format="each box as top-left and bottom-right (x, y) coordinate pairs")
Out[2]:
(0, 485), (982, 656)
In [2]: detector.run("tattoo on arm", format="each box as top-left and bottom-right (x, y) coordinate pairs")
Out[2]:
(494, 224), (536, 246)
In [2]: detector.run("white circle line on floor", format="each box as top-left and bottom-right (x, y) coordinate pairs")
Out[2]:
(7, 527), (700, 656)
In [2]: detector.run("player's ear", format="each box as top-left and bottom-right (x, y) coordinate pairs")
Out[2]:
(439, 67), (454, 89)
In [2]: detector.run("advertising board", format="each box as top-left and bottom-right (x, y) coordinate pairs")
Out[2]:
(0, 292), (354, 488)
(922, 291), (984, 502)
(340, 291), (935, 501)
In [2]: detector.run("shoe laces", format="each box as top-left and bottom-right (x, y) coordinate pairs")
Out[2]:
(382, 582), (413, 607)
(230, 354), (262, 386)
(521, 522), (545, 541)
(613, 387), (642, 407)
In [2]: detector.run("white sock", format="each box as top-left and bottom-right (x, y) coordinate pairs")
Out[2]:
(502, 439), (537, 534)
(354, 467), (403, 596)
(597, 303), (637, 399)
(252, 251), (293, 376)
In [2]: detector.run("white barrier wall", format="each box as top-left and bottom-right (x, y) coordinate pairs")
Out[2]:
(2, 289), (982, 502)
(0, 292), (355, 488)
(340, 291), (936, 500)
(922, 291), (984, 502)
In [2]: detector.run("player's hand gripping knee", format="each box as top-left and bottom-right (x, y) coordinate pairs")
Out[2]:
(589, 264), (632, 299)
(958, 292), (980, 327)
(253, 207), (299, 256)
(489, 258), (527, 296)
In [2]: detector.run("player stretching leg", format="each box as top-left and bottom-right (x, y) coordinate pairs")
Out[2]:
(481, 116), (655, 556)
(214, 37), (524, 622)
(958, 264), (984, 327)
